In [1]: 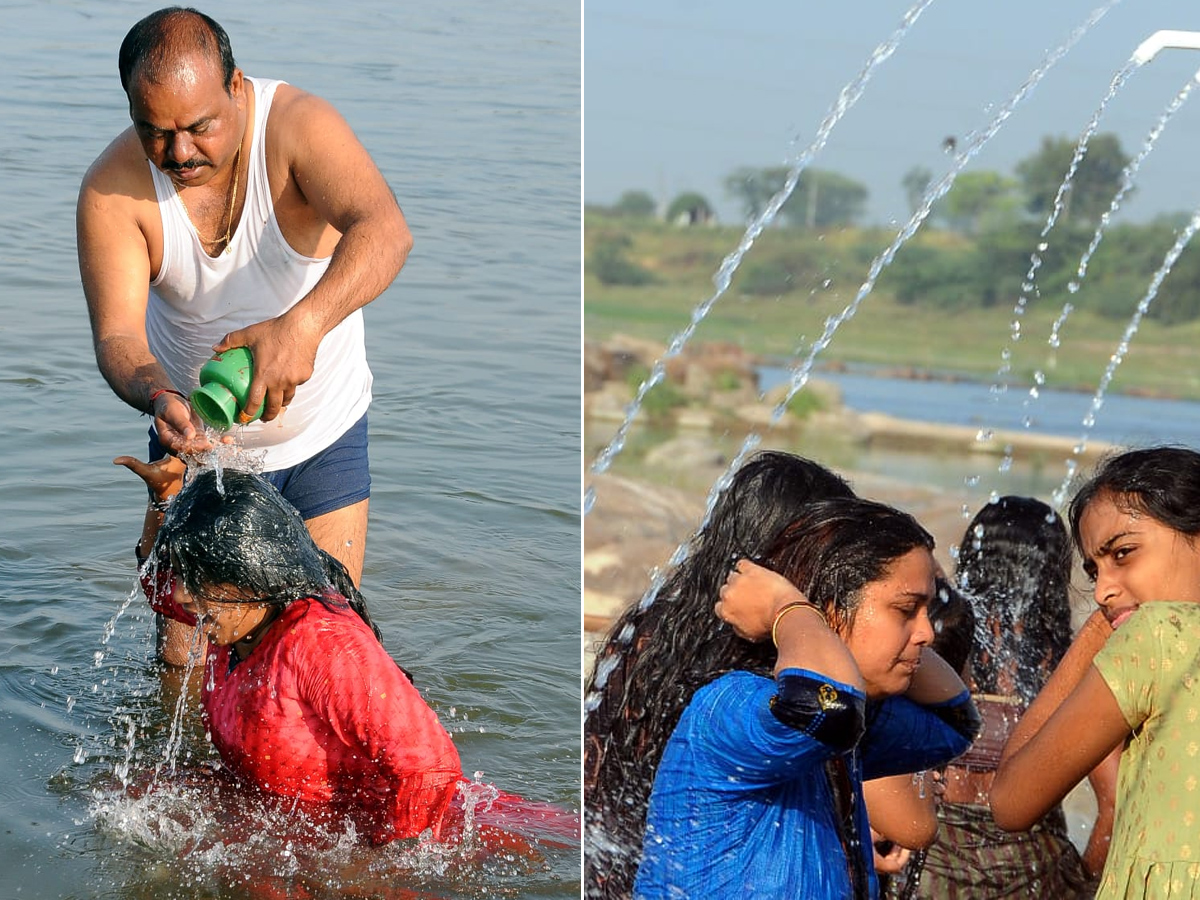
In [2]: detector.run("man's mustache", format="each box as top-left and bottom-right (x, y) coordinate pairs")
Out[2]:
(163, 159), (211, 171)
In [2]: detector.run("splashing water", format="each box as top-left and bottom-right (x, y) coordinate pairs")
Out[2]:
(585, 1), (1120, 721)
(979, 55), (1141, 478)
(582, 0), (936, 516)
(152, 627), (206, 785)
(87, 772), (564, 896)
(761, 0), (1118, 427)
(1073, 76), (1197, 289)
(1050, 207), (1200, 508)
(983, 70), (1195, 481)
(183, 436), (266, 497)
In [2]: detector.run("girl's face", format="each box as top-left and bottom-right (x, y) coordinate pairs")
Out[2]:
(840, 548), (937, 699)
(174, 581), (274, 646)
(1079, 493), (1200, 627)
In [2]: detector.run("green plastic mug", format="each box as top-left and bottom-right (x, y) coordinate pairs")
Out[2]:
(189, 347), (265, 430)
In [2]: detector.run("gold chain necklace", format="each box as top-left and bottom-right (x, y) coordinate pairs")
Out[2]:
(175, 138), (243, 249)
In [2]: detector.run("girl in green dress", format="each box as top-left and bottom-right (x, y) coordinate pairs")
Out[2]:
(992, 446), (1200, 899)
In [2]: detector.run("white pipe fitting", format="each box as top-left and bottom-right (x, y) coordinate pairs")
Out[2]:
(1132, 30), (1200, 65)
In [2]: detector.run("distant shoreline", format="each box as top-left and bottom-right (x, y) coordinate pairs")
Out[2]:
(774, 357), (1189, 402)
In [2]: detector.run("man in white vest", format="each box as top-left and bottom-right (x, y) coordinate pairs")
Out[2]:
(78, 7), (410, 662)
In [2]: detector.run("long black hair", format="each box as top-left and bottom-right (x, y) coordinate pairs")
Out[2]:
(152, 468), (381, 641)
(956, 496), (1072, 705)
(583, 451), (854, 900)
(761, 497), (935, 631)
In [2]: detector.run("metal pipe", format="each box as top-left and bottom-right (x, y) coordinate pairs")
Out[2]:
(1132, 30), (1200, 65)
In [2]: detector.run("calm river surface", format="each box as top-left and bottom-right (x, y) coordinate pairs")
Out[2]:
(0, 2), (579, 898)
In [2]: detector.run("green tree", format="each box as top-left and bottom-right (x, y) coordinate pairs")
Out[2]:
(902, 166), (933, 215)
(724, 166), (867, 228)
(936, 170), (1021, 236)
(665, 191), (714, 225)
(880, 241), (983, 308)
(1015, 133), (1131, 224)
(612, 190), (657, 218)
(589, 234), (655, 286)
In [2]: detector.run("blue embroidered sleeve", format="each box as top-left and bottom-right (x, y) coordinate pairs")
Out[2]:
(685, 669), (866, 786)
(859, 690), (977, 779)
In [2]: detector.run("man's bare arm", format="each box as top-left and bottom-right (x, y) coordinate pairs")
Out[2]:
(77, 138), (204, 452)
(214, 90), (412, 421)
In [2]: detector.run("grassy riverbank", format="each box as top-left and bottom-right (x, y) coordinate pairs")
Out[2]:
(585, 217), (1200, 401)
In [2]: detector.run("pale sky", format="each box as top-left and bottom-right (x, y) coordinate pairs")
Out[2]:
(585, 0), (1200, 226)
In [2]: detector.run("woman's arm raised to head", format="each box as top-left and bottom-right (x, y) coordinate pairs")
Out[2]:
(864, 772), (938, 851)
(717, 559), (863, 691)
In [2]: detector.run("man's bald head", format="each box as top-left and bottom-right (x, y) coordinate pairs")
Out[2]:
(118, 7), (236, 98)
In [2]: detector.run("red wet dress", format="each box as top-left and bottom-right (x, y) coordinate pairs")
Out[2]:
(141, 565), (463, 844)
(139, 565), (579, 847)
(206, 597), (463, 844)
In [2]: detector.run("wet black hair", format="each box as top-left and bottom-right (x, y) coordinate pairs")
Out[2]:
(927, 576), (976, 678)
(152, 468), (381, 641)
(583, 451), (854, 900)
(957, 495), (1072, 705)
(1068, 446), (1200, 555)
(119, 7), (236, 96)
(762, 496), (935, 631)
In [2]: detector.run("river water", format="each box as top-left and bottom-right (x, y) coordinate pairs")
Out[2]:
(757, 363), (1200, 499)
(0, 2), (579, 898)
(763, 364), (1200, 448)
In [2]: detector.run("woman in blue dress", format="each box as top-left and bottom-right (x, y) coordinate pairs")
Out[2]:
(635, 497), (980, 899)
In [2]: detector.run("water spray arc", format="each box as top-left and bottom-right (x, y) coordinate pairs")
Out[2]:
(583, 0), (937, 517)
(964, 31), (1199, 503)
(1044, 29), (1200, 507)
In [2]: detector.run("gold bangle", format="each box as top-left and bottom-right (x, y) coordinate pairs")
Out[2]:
(771, 601), (827, 646)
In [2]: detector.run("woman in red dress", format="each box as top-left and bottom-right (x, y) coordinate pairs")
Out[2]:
(120, 455), (465, 845)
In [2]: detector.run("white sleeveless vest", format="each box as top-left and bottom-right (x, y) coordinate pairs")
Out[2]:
(146, 76), (372, 470)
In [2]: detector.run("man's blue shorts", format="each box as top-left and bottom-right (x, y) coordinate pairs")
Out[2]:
(149, 413), (371, 521)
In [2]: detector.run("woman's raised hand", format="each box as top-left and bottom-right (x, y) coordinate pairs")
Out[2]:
(717, 559), (807, 642)
(113, 454), (186, 505)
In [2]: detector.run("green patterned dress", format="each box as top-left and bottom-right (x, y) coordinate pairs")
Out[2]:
(1093, 602), (1200, 899)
